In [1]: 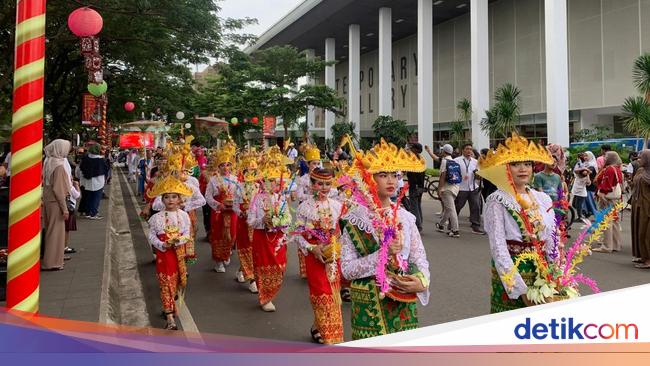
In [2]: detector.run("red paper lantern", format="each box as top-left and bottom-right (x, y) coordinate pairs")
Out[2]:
(68, 7), (103, 37)
(252, 116), (259, 124)
(124, 102), (135, 112)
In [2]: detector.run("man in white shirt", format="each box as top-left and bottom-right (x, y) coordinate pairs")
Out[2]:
(437, 144), (461, 238)
(454, 143), (485, 235)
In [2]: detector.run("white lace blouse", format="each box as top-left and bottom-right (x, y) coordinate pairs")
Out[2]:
(293, 197), (344, 255)
(483, 189), (557, 300)
(205, 175), (241, 215)
(340, 205), (431, 305)
(147, 209), (191, 252)
(152, 182), (206, 212)
(247, 191), (290, 230)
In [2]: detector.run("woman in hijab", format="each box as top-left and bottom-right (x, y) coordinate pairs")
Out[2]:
(593, 151), (623, 253)
(42, 139), (72, 270)
(631, 150), (650, 269)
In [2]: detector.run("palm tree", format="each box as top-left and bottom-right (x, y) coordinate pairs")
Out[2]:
(479, 84), (522, 141)
(493, 83), (521, 137)
(456, 97), (472, 128)
(622, 96), (650, 148)
(633, 54), (650, 101)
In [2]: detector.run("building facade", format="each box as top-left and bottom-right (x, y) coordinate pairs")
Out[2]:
(248, 0), (650, 151)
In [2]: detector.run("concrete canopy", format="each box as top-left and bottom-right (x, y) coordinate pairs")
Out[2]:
(246, 0), (479, 59)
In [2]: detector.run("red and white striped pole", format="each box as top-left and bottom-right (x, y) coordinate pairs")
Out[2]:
(6, 0), (46, 313)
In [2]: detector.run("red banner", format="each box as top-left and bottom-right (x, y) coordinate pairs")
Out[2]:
(81, 93), (101, 126)
(118, 132), (154, 148)
(263, 116), (276, 137)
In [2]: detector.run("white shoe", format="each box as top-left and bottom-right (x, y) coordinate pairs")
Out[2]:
(224, 258), (231, 266)
(236, 271), (245, 283)
(261, 301), (276, 312)
(249, 281), (258, 293)
(214, 263), (226, 273)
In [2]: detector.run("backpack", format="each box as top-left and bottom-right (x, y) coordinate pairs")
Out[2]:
(445, 159), (462, 185)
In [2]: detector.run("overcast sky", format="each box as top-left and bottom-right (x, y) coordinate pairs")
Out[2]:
(194, 0), (302, 72)
(218, 0), (303, 38)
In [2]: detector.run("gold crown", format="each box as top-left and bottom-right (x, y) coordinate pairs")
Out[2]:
(214, 140), (237, 167)
(355, 138), (426, 174)
(478, 133), (553, 170)
(305, 144), (321, 162)
(238, 147), (262, 182)
(148, 174), (193, 198)
(259, 146), (291, 180)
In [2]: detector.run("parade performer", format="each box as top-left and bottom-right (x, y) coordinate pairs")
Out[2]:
(206, 141), (240, 273)
(339, 139), (430, 340)
(152, 137), (206, 265)
(146, 174), (193, 330)
(293, 168), (345, 344)
(235, 148), (260, 294)
(293, 144), (324, 279)
(478, 134), (560, 313)
(248, 146), (292, 312)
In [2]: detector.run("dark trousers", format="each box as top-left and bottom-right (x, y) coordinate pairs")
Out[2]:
(202, 204), (211, 235)
(455, 188), (482, 229)
(86, 188), (103, 217)
(78, 187), (88, 214)
(408, 193), (423, 230)
(572, 195), (586, 219)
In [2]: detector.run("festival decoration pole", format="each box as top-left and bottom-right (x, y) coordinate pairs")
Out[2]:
(6, 0), (47, 312)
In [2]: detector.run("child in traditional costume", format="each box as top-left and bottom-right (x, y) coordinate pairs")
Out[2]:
(294, 168), (345, 344)
(206, 141), (240, 273)
(478, 134), (558, 313)
(152, 137), (206, 265)
(247, 146), (292, 312)
(147, 174), (193, 330)
(234, 148), (260, 294)
(339, 139), (430, 340)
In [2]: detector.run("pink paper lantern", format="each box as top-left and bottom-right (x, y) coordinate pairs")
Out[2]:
(68, 7), (103, 37)
(124, 102), (135, 112)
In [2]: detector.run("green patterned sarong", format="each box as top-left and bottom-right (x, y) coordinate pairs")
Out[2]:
(342, 221), (419, 340)
(490, 254), (537, 313)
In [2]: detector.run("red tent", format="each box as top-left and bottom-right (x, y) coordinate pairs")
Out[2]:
(119, 132), (154, 148)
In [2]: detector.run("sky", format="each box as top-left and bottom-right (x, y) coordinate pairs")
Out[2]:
(218, 0), (303, 39)
(194, 0), (303, 72)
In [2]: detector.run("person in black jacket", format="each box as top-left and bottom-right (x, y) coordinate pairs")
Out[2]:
(407, 143), (426, 232)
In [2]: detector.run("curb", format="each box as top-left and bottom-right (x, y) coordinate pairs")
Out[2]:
(99, 169), (150, 327)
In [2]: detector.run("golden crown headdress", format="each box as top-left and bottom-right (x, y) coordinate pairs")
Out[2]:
(238, 147), (262, 182)
(477, 133), (553, 198)
(355, 138), (426, 174)
(305, 143), (321, 162)
(214, 140), (237, 167)
(148, 174), (193, 198)
(259, 146), (291, 180)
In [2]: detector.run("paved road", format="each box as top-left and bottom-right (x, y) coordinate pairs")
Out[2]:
(40, 167), (648, 342)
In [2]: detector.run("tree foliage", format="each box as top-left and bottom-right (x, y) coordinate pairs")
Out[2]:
(480, 83), (521, 140)
(372, 115), (410, 147)
(0, 0), (256, 140)
(633, 53), (650, 100)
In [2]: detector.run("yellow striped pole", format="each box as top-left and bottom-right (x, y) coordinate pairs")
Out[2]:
(6, 0), (46, 313)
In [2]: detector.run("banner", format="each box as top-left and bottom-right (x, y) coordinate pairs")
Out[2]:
(118, 132), (154, 148)
(263, 116), (276, 137)
(81, 93), (101, 126)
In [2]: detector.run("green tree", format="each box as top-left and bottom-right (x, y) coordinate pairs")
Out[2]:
(328, 121), (357, 150)
(633, 53), (650, 102)
(0, 1), (256, 140)
(622, 96), (650, 149)
(249, 46), (343, 139)
(372, 115), (410, 147)
(450, 97), (472, 148)
(480, 83), (521, 140)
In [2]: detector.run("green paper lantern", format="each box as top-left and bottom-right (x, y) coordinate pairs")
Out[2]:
(230, 117), (239, 126)
(88, 81), (107, 97)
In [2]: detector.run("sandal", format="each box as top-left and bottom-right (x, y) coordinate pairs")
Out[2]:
(340, 288), (351, 303)
(165, 319), (178, 330)
(634, 263), (650, 269)
(310, 326), (324, 344)
(633, 258), (644, 263)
